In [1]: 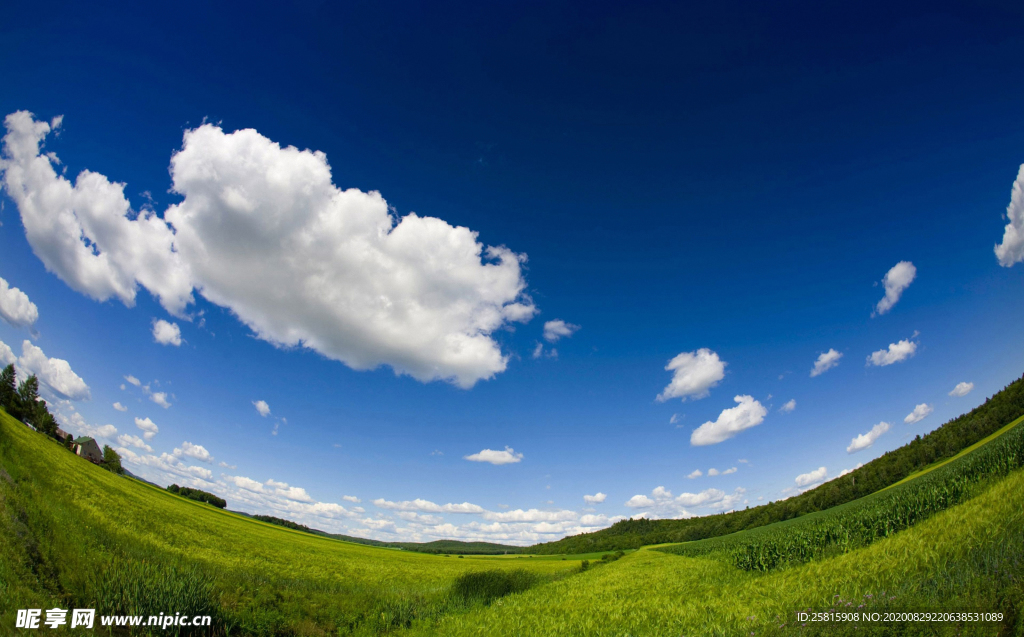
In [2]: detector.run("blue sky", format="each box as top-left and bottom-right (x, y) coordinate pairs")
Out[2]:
(1, 0), (1024, 544)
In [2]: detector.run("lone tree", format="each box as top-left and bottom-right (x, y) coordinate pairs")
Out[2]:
(102, 445), (123, 475)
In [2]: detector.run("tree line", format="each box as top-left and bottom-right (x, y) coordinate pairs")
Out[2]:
(1, 363), (122, 475)
(167, 483), (227, 508)
(531, 372), (1024, 554)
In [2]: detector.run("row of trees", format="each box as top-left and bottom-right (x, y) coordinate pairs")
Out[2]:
(167, 484), (227, 508)
(1, 363), (123, 474)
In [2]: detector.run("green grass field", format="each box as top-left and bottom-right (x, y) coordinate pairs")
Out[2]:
(2, 407), (1023, 636)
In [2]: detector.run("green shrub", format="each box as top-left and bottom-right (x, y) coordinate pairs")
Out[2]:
(450, 569), (538, 606)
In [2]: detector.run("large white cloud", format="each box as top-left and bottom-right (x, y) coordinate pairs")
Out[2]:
(949, 382), (974, 397)
(173, 441), (213, 463)
(372, 498), (486, 514)
(1, 112), (536, 389)
(811, 348), (842, 377)
(867, 337), (917, 367)
(995, 164), (1024, 267)
(847, 421), (890, 453)
(0, 276), (38, 329)
(16, 340), (90, 400)
(874, 261), (916, 316)
(904, 403), (933, 424)
(0, 112), (193, 314)
(656, 348), (726, 402)
(464, 446), (523, 465)
(0, 340), (16, 366)
(623, 485), (744, 518)
(690, 395), (767, 446)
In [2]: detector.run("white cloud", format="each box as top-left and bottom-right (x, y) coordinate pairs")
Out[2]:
(531, 342), (544, 359)
(904, 403), (933, 424)
(656, 348), (726, 402)
(949, 382), (974, 397)
(253, 400), (271, 417)
(779, 399), (796, 413)
(372, 498), (486, 514)
(837, 463), (863, 478)
(810, 349), (842, 377)
(690, 395), (767, 446)
(61, 409), (118, 440)
(124, 375), (141, 386)
(625, 494), (655, 508)
(2, 112), (537, 389)
(795, 466), (827, 487)
(0, 276), (38, 329)
(149, 391), (171, 409)
(583, 492), (606, 504)
(867, 338), (917, 367)
(542, 319), (579, 343)
(874, 261), (916, 316)
(995, 164), (1024, 267)
(0, 340), (16, 366)
(173, 441), (213, 463)
(482, 508), (576, 523)
(17, 340), (91, 400)
(707, 468), (720, 476)
(0, 112), (194, 315)
(113, 401), (128, 412)
(847, 421), (891, 453)
(670, 413), (681, 425)
(686, 469), (702, 479)
(152, 319), (182, 346)
(721, 467), (737, 475)
(134, 416), (159, 440)
(464, 446), (523, 465)
(624, 485), (741, 518)
(116, 434), (152, 452)
(342, 495), (361, 503)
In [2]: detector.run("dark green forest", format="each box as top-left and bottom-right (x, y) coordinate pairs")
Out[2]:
(166, 483), (227, 508)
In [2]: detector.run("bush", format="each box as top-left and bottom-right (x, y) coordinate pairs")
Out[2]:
(450, 569), (538, 606)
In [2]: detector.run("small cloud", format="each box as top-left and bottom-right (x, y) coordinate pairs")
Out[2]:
(811, 349), (842, 377)
(531, 342), (544, 359)
(150, 392), (172, 409)
(152, 319), (182, 346)
(113, 402), (128, 412)
(873, 261), (916, 316)
(690, 395), (767, 446)
(125, 375), (141, 387)
(430, 449), (443, 456)
(253, 400), (271, 417)
(116, 434), (152, 453)
(657, 348), (726, 403)
(779, 399), (796, 413)
(583, 492), (606, 504)
(343, 495), (361, 503)
(867, 338), (917, 367)
(847, 421), (891, 453)
(542, 319), (580, 343)
(707, 468), (720, 476)
(903, 403), (933, 424)
(670, 413), (682, 424)
(0, 276), (39, 330)
(464, 446), (523, 465)
(737, 459), (749, 464)
(218, 461), (237, 469)
(687, 469), (702, 479)
(949, 382), (974, 397)
(173, 441), (213, 463)
(134, 416), (159, 440)
(721, 467), (737, 475)
(795, 466), (827, 487)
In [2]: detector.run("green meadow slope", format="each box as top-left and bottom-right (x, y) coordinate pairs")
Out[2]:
(3, 385), (1024, 636)
(0, 412), (577, 635)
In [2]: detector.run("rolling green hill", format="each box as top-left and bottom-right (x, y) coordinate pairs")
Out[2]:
(531, 373), (1024, 554)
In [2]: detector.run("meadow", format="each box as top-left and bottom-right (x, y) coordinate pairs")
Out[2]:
(2, 403), (1023, 636)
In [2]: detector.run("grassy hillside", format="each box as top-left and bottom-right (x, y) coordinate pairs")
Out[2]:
(532, 373), (1024, 554)
(0, 411), (578, 635)
(410, 469), (1024, 635)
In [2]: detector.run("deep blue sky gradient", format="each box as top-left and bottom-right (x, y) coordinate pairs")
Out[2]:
(2, 0), (1023, 540)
